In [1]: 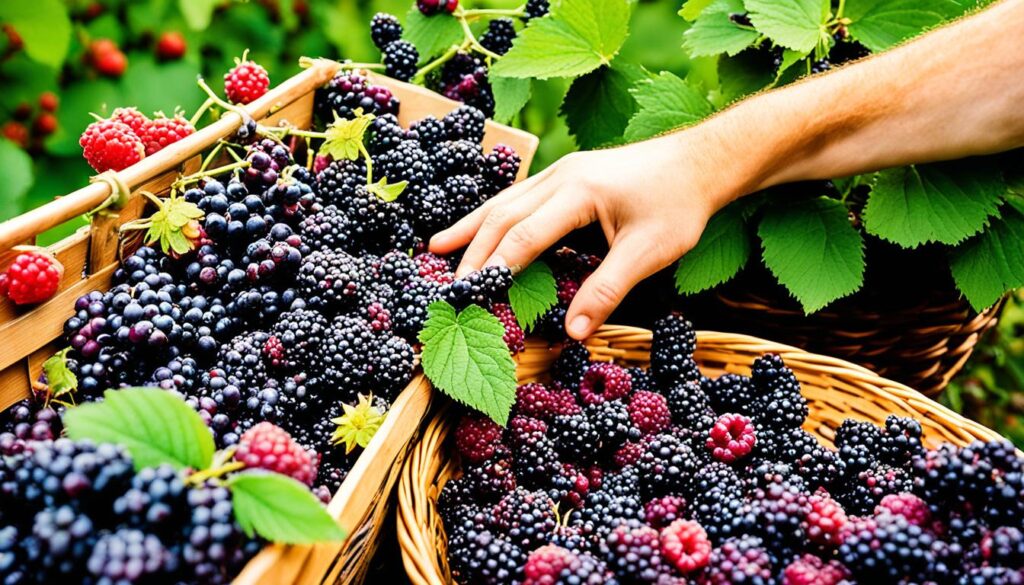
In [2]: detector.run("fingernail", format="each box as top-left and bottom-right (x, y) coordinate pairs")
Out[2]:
(568, 315), (591, 338)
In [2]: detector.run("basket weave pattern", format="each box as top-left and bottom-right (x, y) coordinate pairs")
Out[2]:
(396, 325), (1008, 585)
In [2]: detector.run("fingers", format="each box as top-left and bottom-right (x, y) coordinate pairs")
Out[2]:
(454, 188), (553, 277)
(482, 192), (594, 276)
(564, 236), (665, 340)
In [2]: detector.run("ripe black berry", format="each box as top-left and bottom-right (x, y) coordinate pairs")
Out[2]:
(369, 12), (403, 50)
(383, 40), (419, 82)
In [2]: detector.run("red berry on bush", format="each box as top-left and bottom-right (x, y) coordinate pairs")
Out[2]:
(225, 56), (270, 105)
(33, 113), (57, 136)
(2, 121), (28, 148)
(39, 92), (58, 112)
(417, 0), (458, 15)
(79, 119), (146, 172)
(3, 25), (23, 51)
(0, 250), (63, 305)
(139, 113), (195, 155)
(234, 422), (318, 485)
(706, 413), (756, 463)
(90, 39), (127, 77)
(155, 31), (186, 60)
(659, 519), (711, 574)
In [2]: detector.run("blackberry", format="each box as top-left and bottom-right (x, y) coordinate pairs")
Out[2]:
(383, 40), (419, 82)
(586, 400), (640, 453)
(960, 566), (1024, 584)
(449, 527), (524, 584)
(572, 485), (644, 545)
(443, 104), (487, 143)
(524, 0), (550, 20)
(523, 545), (613, 585)
(638, 433), (700, 498)
(369, 12), (402, 50)
(24, 505), (95, 580)
(479, 148), (520, 195)
(374, 250), (418, 290)
(692, 485), (745, 543)
(491, 302), (526, 353)
(782, 430), (844, 491)
(830, 40), (871, 65)
(838, 513), (935, 580)
(650, 313), (700, 386)
(692, 461), (744, 497)
(182, 482), (249, 584)
(879, 415), (924, 468)
(479, 18), (516, 56)
(314, 70), (399, 124)
(834, 418), (883, 472)
(393, 278), (442, 337)
(627, 367), (653, 393)
(491, 487), (557, 549)
(316, 158), (367, 207)
(535, 304), (569, 342)
(0, 399), (62, 442)
(511, 434), (561, 486)
(367, 113), (407, 154)
(86, 527), (176, 583)
(750, 354), (799, 395)
(216, 331), (270, 390)
(732, 477), (811, 557)
(433, 139), (483, 177)
(705, 373), (756, 415)
(838, 462), (914, 515)
(408, 115), (446, 147)
(644, 495), (687, 529)
(550, 412), (600, 463)
(664, 381), (716, 435)
(112, 464), (187, 537)
(0, 525), (25, 584)
(701, 535), (776, 585)
(603, 520), (664, 582)
(319, 315), (377, 393)
(442, 174), (482, 219)
(296, 250), (364, 314)
(268, 309), (330, 373)
(440, 265), (513, 308)
(438, 476), (479, 525)
(462, 448), (518, 501)
(376, 139), (435, 187)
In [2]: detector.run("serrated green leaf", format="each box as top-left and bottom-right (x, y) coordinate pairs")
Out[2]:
(403, 8), (463, 62)
(491, 76), (532, 125)
(775, 48), (809, 80)
(0, 139), (33, 214)
(675, 202), (751, 295)
(419, 302), (517, 425)
(680, 0), (717, 21)
(229, 472), (346, 544)
(746, 0), (826, 52)
(949, 207), (1024, 312)
(179, 0), (217, 30)
(758, 197), (865, 313)
(624, 72), (714, 142)
(863, 159), (1006, 248)
(366, 177), (408, 202)
(562, 63), (646, 149)
(43, 348), (78, 400)
(0, 0), (71, 68)
(491, 0), (630, 80)
(509, 262), (558, 332)
(683, 0), (760, 57)
(845, 0), (961, 52)
(320, 113), (374, 161)
(64, 388), (215, 472)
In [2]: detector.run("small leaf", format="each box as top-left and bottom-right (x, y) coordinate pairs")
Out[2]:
(775, 48), (809, 80)
(229, 472), (346, 544)
(675, 201), (751, 295)
(491, 0), (631, 80)
(320, 112), (374, 161)
(330, 394), (386, 454)
(178, 0), (218, 30)
(863, 158), (1006, 247)
(508, 262), (558, 332)
(419, 302), (518, 426)
(845, 0), (961, 52)
(43, 348), (78, 400)
(0, 0), (71, 68)
(949, 206), (1024, 312)
(746, 0), (827, 52)
(679, 0), (717, 21)
(562, 63), (647, 149)
(142, 197), (205, 256)
(625, 72), (714, 142)
(758, 197), (865, 313)
(491, 76), (532, 125)
(403, 8), (463, 62)
(366, 178), (408, 202)
(682, 0), (760, 57)
(64, 388), (215, 472)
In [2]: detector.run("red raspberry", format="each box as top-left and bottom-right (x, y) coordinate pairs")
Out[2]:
(644, 495), (687, 529)
(0, 251), (63, 305)
(628, 390), (671, 435)
(557, 276), (579, 305)
(514, 383), (579, 420)
(234, 422), (318, 485)
(614, 440), (645, 468)
(2, 121), (28, 148)
(706, 413), (756, 463)
(876, 493), (930, 527)
(660, 519), (711, 574)
(782, 554), (850, 585)
(79, 119), (145, 172)
(91, 40), (127, 77)
(523, 544), (577, 585)
(155, 31), (186, 60)
(578, 362), (632, 405)
(33, 113), (57, 136)
(413, 253), (454, 284)
(262, 335), (285, 367)
(804, 492), (848, 547)
(110, 107), (149, 136)
(139, 113), (195, 156)
(454, 414), (503, 464)
(417, 0), (458, 15)
(39, 92), (59, 112)
(491, 303), (525, 354)
(224, 56), (270, 104)
(507, 415), (548, 445)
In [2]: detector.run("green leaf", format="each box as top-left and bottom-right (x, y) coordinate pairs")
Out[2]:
(949, 207), (1024, 312)
(863, 159), (1006, 247)
(366, 178), (408, 202)
(845, 0), (961, 52)
(179, 0), (218, 30)
(758, 197), (865, 313)
(42, 348), (78, 400)
(675, 202), (751, 295)
(624, 72), (714, 142)
(229, 472), (346, 544)
(320, 112), (374, 161)
(491, 0), (631, 80)
(680, 0), (717, 21)
(0, 139), (33, 214)
(717, 50), (775, 103)
(64, 388), (215, 472)
(491, 76), (532, 125)
(775, 48), (809, 80)
(683, 0), (760, 57)
(509, 262), (558, 332)
(562, 63), (646, 149)
(120, 55), (205, 116)
(0, 0), (71, 68)
(419, 302), (517, 425)
(403, 8), (463, 62)
(746, 0), (826, 52)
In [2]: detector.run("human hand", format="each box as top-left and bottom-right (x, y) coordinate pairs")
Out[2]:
(429, 130), (744, 340)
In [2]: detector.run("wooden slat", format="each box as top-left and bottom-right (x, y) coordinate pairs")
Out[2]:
(0, 359), (30, 413)
(0, 229), (91, 322)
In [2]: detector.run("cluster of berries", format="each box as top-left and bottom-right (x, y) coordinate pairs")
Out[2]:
(1, 91), (59, 151)
(439, 313), (1024, 583)
(79, 106), (196, 172)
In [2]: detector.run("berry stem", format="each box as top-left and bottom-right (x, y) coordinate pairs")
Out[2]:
(174, 159), (251, 189)
(199, 140), (226, 173)
(196, 76), (252, 125)
(836, 0), (847, 19)
(458, 6), (527, 20)
(413, 44), (461, 84)
(457, 15), (502, 61)
(185, 460), (246, 486)
(189, 97), (215, 127)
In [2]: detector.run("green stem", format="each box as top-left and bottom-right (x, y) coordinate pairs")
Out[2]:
(186, 460), (245, 486)
(836, 0), (847, 20)
(458, 15), (502, 60)
(176, 160), (251, 188)
(413, 44), (461, 84)
(199, 141), (225, 173)
(459, 6), (526, 20)
(361, 144), (374, 183)
(189, 97), (215, 127)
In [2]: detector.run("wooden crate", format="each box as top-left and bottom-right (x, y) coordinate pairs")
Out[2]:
(0, 60), (538, 584)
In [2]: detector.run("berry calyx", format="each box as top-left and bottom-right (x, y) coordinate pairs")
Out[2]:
(234, 421), (319, 485)
(225, 54), (270, 105)
(0, 250), (63, 305)
(706, 413), (756, 463)
(80, 119), (146, 172)
(659, 519), (711, 574)
(156, 31), (186, 60)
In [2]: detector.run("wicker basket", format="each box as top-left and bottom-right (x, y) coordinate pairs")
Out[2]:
(0, 61), (538, 585)
(396, 325), (1008, 585)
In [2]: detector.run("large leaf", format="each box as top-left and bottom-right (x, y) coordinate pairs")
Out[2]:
(562, 63), (647, 149)
(121, 54), (205, 116)
(950, 207), (1024, 312)
(419, 302), (517, 425)
(683, 0), (760, 57)
(403, 8), (463, 62)
(508, 261), (558, 332)
(746, 0), (827, 52)
(63, 388), (215, 472)
(0, 139), (33, 218)
(229, 472), (346, 544)
(0, 0), (71, 68)
(717, 50), (775, 103)
(863, 159), (1006, 247)
(491, 76), (532, 125)
(491, 0), (631, 80)
(758, 197), (865, 313)
(675, 201), (752, 295)
(624, 71), (714, 142)
(845, 0), (961, 52)
(680, 0), (717, 21)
